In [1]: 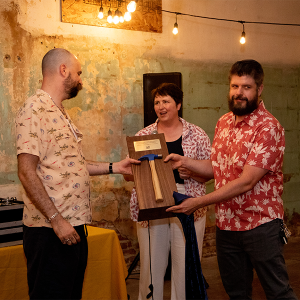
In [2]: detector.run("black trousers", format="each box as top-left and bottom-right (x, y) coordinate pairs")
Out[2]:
(23, 225), (88, 300)
(216, 219), (298, 300)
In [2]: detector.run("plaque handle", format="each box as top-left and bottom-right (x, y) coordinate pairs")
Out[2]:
(149, 160), (163, 202)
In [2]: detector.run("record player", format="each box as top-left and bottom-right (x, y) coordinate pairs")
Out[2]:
(0, 197), (24, 248)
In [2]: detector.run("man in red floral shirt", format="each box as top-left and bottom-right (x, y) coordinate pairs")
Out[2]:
(166, 60), (298, 299)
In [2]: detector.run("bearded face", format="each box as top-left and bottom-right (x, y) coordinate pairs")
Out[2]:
(64, 73), (83, 99)
(228, 91), (260, 116)
(228, 75), (263, 116)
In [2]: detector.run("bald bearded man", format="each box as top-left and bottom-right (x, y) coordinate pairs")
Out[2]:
(16, 48), (139, 300)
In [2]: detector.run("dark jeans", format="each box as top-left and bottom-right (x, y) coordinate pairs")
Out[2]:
(216, 219), (298, 300)
(23, 225), (88, 300)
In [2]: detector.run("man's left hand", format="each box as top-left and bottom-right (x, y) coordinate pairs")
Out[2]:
(166, 197), (200, 215)
(51, 214), (81, 245)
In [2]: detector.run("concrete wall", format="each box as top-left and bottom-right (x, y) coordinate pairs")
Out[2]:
(1, 0), (300, 262)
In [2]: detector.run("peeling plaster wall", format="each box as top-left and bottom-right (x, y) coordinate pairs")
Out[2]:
(1, 0), (300, 259)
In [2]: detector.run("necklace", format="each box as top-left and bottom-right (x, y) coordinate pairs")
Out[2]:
(42, 90), (78, 140)
(42, 90), (68, 117)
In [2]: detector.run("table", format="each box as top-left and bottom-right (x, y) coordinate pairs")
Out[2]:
(0, 226), (128, 300)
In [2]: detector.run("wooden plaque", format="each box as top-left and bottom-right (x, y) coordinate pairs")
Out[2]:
(127, 133), (177, 221)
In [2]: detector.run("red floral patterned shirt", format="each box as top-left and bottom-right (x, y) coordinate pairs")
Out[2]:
(212, 101), (285, 231)
(130, 118), (211, 226)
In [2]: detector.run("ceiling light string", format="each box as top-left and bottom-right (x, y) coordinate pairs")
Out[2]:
(162, 9), (300, 27)
(163, 9), (300, 42)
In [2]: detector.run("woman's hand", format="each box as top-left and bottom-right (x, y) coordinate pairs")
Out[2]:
(164, 153), (186, 170)
(178, 167), (192, 179)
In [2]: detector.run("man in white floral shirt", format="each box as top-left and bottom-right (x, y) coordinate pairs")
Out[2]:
(16, 48), (139, 300)
(166, 60), (298, 299)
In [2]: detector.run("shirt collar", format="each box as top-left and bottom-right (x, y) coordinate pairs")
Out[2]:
(154, 117), (189, 137)
(231, 100), (265, 127)
(37, 89), (83, 141)
(36, 89), (55, 109)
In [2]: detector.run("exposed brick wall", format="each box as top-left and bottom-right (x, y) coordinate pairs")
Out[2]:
(202, 226), (217, 258)
(118, 234), (139, 267)
(285, 210), (300, 237)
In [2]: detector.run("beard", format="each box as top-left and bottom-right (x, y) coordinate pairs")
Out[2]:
(64, 73), (82, 99)
(228, 92), (260, 116)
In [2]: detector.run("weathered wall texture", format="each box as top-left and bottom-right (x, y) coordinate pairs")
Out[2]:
(0, 0), (300, 263)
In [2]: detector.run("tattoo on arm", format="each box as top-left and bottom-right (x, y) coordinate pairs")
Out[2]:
(86, 161), (110, 175)
(87, 163), (99, 167)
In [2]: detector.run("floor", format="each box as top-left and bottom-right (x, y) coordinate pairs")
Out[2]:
(126, 236), (300, 300)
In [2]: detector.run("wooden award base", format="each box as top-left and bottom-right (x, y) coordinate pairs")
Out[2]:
(127, 133), (177, 221)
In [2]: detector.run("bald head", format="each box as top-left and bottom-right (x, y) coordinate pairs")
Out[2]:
(42, 48), (77, 77)
(40, 48), (83, 103)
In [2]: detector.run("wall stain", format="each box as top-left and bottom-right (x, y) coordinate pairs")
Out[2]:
(284, 173), (293, 183)
(1, 2), (34, 100)
(193, 106), (221, 112)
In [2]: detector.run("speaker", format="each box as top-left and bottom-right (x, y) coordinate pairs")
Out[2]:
(143, 72), (182, 127)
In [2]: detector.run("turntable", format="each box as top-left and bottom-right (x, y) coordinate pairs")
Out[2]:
(0, 197), (24, 248)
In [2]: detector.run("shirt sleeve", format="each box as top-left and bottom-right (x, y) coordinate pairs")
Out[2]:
(246, 121), (285, 172)
(15, 102), (47, 159)
(196, 129), (211, 161)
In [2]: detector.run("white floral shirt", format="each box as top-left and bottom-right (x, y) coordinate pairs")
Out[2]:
(212, 101), (285, 231)
(16, 90), (92, 227)
(130, 118), (211, 226)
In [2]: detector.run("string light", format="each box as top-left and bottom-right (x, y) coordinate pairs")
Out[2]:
(173, 13), (178, 35)
(127, 1), (137, 13)
(96, 4), (299, 37)
(124, 11), (131, 22)
(113, 9), (120, 24)
(107, 8), (113, 23)
(119, 11), (124, 23)
(240, 22), (246, 44)
(98, 1), (104, 19)
(162, 9), (300, 44)
(94, 0), (137, 24)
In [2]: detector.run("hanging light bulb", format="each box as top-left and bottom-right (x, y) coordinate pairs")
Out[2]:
(98, 1), (103, 19)
(173, 23), (178, 35)
(113, 9), (120, 24)
(127, 1), (137, 13)
(124, 11), (131, 21)
(173, 14), (178, 35)
(98, 7), (104, 19)
(240, 31), (246, 44)
(107, 8), (113, 23)
(119, 11), (124, 23)
(113, 15), (119, 24)
(240, 23), (246, 44)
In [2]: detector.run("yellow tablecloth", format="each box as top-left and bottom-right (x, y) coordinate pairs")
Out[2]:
(0, 226), (128, 300)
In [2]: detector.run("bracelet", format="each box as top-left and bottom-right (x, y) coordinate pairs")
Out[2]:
(109, 162), (113, 174)
(48, 212), (59, 222)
